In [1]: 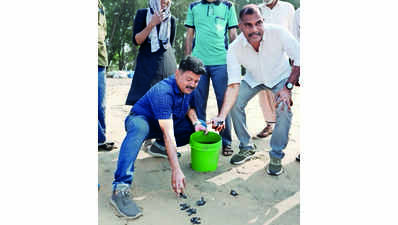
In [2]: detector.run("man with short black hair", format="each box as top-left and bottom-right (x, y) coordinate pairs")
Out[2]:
(110, 56), (207, 219)
(211, 4), (300, 176)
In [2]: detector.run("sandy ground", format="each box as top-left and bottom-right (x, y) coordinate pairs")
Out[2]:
(99, 78), (300, 225)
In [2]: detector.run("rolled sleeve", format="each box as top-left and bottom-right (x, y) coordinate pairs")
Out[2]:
(227, 47), (242, 85)
(184, 6), (194, 28)
(280, 27), (300, 66)
(149, 86), (173, 120)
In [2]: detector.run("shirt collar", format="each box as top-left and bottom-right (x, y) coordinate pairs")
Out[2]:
(201, 0), (221, 5)
(259, 0), (280, 11)
(172, 76), (184, 95)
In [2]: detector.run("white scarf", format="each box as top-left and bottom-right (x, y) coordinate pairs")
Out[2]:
(146, 0), (172, 52)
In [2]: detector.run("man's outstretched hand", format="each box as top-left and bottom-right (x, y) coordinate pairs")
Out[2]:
(171, 168), (186, 196)
(209, 116), (225, 132)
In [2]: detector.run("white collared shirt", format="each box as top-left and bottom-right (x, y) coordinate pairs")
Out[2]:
(293, 8), (300, 41)
(258, 0), (295, 33)
(227, 24), (300, 88)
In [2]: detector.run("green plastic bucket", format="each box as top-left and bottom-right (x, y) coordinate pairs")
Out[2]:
(190, 131), (222, 172)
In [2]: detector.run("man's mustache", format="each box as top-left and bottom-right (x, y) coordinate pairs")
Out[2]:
(248, 32), (261, 37)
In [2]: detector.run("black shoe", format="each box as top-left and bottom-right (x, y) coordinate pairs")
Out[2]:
(147, 142), (181, 158)
(110, 186), (142, 219)
(296, 154), (300, 162)
(266, 157), (284, 176)
(230, 149), (256, 165)
(98, 142), (116, 152)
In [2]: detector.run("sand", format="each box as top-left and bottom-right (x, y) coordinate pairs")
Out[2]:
(98, 78), (300, 225)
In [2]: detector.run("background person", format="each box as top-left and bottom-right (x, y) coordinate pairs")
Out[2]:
(125, 0), (177, 106)
(255, 0), (295, 139)
(184, 0), (238, 156)
(98, 0), (115, 151)
(125, 0), (178, 152)
(293, 7), (300, 162)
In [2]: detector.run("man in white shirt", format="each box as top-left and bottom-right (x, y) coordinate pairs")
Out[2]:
(211, 4), (300, 175)
(255, 0), (295, 139)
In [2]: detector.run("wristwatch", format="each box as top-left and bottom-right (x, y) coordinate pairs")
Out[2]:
(285, 82), (294, 90)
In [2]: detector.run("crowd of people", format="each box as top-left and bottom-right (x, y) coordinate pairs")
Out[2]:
(98, 0), (300, 219)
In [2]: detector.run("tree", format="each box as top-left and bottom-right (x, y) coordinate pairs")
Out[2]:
(103, 0), (145, 70)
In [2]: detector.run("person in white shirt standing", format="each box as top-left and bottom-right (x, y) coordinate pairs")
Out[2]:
(255, 0), (295, 139)
(293, 7), (300, 162)
(210, 4), (300, 175)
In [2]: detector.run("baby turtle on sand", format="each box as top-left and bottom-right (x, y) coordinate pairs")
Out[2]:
(196, 197), (206, 206)
(190, 216), (201, 224)
(180, 203), (190, 210)
(186, 208), (197, 216)
(230, 190), (238, 196)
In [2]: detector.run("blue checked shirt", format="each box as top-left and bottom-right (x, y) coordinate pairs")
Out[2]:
(131, 75), (195, 123)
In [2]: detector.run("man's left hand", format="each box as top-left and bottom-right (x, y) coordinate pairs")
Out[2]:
(275, 87), (293, 111)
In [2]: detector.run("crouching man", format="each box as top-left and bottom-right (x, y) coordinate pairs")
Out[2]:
(211, 4), (300, 175)
(110, 56), (207, 219)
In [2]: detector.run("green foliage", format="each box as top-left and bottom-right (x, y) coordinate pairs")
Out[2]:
(102, 0), (299, 71)
(102, 0), (145, 70)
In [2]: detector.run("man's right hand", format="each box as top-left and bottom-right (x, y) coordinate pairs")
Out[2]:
(171, 168), (186, 196)
(150, 11), (162, 27)
(210, 116), (225, 132)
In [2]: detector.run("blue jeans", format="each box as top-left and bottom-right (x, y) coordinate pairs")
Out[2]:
(112, 114), (195, 190)
(194, 64), (232, 147)
(230, 78), (292, 159)
(98, 66), (106, 144)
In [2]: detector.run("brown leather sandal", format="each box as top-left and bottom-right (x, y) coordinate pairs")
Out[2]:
(256, 125), (273, 138)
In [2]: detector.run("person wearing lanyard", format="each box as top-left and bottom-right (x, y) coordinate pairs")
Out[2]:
(184, 0), (238, 157)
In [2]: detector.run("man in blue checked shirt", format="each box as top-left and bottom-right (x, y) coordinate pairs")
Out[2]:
(110, 56), (207, 219)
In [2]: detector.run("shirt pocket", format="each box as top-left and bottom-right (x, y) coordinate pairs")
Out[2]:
(215, 15), (226, 24)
